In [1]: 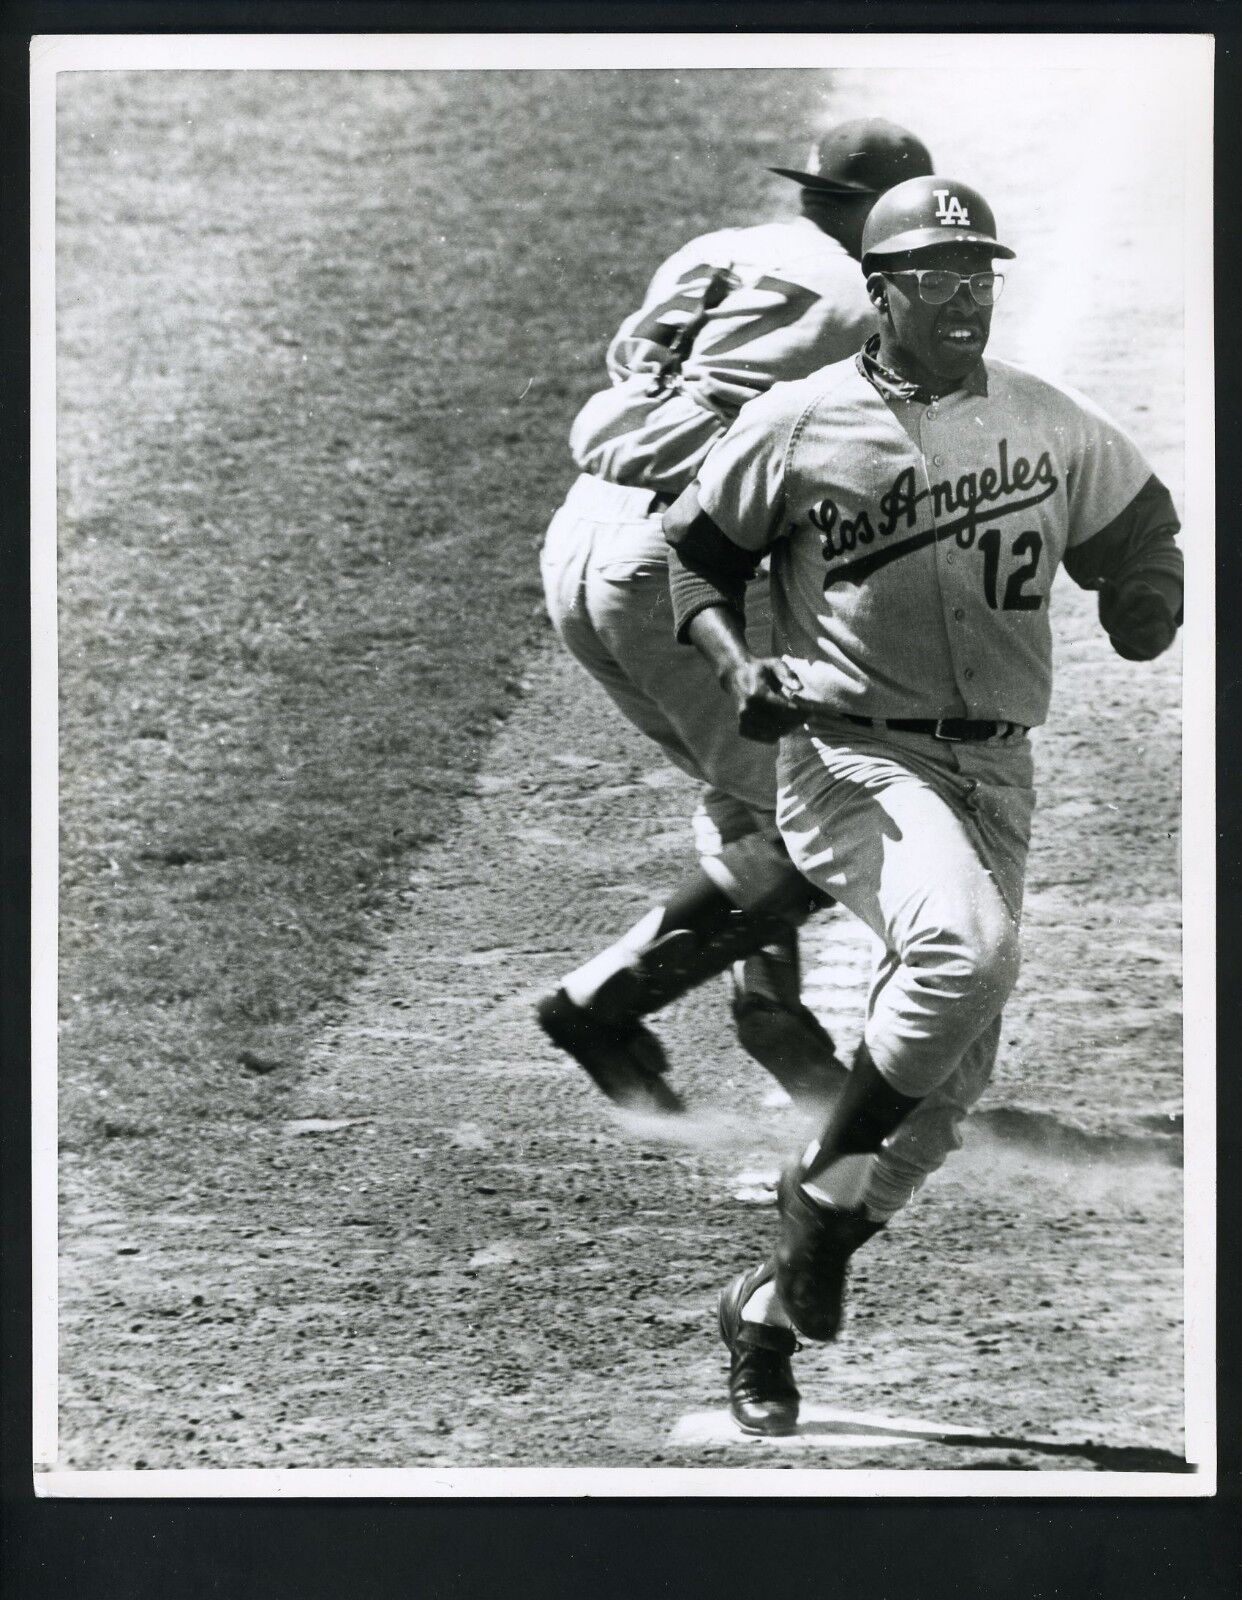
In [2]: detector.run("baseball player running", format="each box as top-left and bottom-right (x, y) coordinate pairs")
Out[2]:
(538, 121), (934, 1115)
(664, 174), (1184, 1433)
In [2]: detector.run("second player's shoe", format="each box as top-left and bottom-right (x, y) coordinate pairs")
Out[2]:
(774, 1165), (885, 1342)
(535, 988), (685, 1115)
(717, 1260), (802, 1437)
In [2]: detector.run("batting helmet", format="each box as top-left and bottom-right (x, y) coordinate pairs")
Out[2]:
(769, 119), (933, 195)
(860, 176), (1016, 269)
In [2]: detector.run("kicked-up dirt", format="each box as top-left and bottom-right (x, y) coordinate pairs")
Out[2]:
(57, 611), (1184, 1474)
(53, 58), (1193, 1484)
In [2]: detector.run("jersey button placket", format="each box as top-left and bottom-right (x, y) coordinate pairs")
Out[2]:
(929, 400), (975, 713)
(924, 418), (961, 687)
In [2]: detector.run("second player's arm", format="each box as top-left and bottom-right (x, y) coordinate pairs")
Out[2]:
(574, 244), (872, 492)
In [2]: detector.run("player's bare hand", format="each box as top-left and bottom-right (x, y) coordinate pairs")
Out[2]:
(724, 657), (812, 742)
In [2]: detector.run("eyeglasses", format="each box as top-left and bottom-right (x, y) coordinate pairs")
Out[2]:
(883, 269), (1006, 306)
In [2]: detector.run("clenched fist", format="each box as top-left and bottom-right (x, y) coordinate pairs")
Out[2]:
(722, 656), (814, 743)
(1098, 577), (1180, 662)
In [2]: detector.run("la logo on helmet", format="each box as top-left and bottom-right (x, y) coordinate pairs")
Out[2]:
(933, 189), (971, 226)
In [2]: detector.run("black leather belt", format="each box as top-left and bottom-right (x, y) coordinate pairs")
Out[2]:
(843, 715), (1027, 743)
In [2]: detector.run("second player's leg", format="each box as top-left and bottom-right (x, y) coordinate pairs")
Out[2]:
(588, 560), (844, 1103)
(538, 495), (841, 1110)
(540, 498), (714, 785)
(585, 544), (779, 820)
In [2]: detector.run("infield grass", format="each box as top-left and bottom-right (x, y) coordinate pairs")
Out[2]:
(56, 69), (835, 1144)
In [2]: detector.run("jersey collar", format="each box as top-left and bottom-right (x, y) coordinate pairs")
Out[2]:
(856, 333), (989, 404)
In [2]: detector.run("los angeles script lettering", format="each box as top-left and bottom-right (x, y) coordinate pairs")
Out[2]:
(808, 440), (1058, 564)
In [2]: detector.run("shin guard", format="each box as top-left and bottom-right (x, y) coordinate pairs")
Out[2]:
(560, 848), (824, 1027)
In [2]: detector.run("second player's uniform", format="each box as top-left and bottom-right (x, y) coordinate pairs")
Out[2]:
(536, 121), (935, 1116)
(542, 218), (879, 863)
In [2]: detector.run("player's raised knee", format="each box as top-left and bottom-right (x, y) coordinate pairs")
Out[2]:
(903, 908), (1021, 1001)
(969, 915), (1022, 1004)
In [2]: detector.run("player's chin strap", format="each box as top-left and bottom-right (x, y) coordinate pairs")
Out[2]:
(559, 836), (830, 1026)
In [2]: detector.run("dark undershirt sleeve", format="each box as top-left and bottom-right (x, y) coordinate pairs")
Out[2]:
(1062, 474), (1184, 624)
(663, 485), (764, 641)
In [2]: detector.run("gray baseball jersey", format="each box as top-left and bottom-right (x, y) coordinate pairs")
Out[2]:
(679, 348), (1181, 727)
(569, 219), (877, 495)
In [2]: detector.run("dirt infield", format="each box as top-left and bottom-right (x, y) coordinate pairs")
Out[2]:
(53, 62), (1187, 1478)
(56, 637), (1183, 1472)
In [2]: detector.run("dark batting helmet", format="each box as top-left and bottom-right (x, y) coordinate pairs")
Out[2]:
(860, 176), (1016, 271)
(769, 118), (933, 195)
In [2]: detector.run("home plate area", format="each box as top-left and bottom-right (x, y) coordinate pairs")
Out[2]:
(668, 1408), (1193, 1471)
(671, 1404), (1005, 1452)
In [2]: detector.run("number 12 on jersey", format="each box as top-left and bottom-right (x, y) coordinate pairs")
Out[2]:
(978, 528), (1043, 610)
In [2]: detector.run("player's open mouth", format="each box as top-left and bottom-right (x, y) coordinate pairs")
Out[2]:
(938, 325), (984, 354)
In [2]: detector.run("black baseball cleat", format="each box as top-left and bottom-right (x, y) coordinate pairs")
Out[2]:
(717, 1260), (801, 1436)
(774, 1166), (885, 1342)
(731, 978), (849, 1114)
(535, 988), (685, 1115)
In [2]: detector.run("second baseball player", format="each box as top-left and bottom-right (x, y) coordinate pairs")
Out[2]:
(538, 121), (934, 1114)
